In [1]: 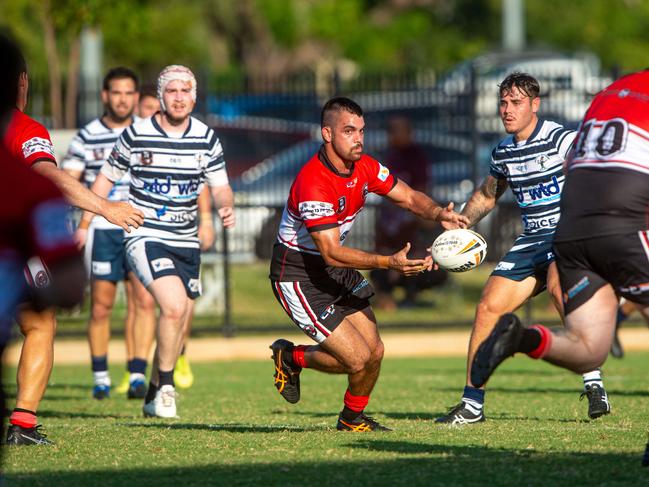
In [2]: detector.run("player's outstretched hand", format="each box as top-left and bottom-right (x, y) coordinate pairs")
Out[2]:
(438, 202), (469, 230)
(389, 242), (432, 276)
(103, 201), (144, 232)
(218, 206), (235, 228)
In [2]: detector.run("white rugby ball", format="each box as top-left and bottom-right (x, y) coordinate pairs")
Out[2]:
(431, 229), (487, 273)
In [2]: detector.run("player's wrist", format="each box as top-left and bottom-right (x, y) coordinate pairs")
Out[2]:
(377, 255), (390, 269)
(200, 212), (213, 226)
(77, 219), (90, 231)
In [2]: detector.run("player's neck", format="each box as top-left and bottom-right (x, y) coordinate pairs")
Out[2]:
(513, 116), (539, 143)
(324, 144), (354, 174)
(158, 112), (190, 135)
(102, 114), (132, 129)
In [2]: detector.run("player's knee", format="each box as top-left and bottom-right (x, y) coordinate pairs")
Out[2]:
(160, 300), (188, 322)
(369, 340), (385, 364)
(344, 348), (371, 374)
(475, 299), (505, 324)
(90, 301), (112, 322)
(135, 290), (156, 311)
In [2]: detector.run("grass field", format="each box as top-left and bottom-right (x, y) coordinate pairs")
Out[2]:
(4, 352), (649, 486)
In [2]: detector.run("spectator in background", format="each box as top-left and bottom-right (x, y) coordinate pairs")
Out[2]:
(371, 115), (447, 310)
(137, 84), (160, 118)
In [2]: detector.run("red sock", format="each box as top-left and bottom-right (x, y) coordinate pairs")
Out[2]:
(527, 325), (553, 359)
(292, 345), (308, 368)
(344, 389), (369, 413)
(10, 409), (37, 428)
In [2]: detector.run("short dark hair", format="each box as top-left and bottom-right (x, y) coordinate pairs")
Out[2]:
(0, 33), (26, 114)
(321, 96), (363, 128)
(499, 72), (540, 99)
(103, 67), (139, 92)
(139, 83), (157, 99)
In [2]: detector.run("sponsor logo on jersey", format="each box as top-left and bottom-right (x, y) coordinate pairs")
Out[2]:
(298, 201), (335, 220)
(156, 205), (168, 218)
(362, 183), (369, 200)
(346, 178), (357, 188)
(143, 176), (200, 196)
(140, 151), (153, 165)
(151, 257), (175, 272)
(188, 278), (201, 294)
(494, 261), (515, 271)
(92, 261), (112, 276)
(320, 304), (335, 320)
(301, 323), (318, 338)
(564, 276), (590, 302)
(514, 175), (561, 203)
(337, 196), (346, 213)
(93, 148), (105, 160)
(535, 154), (549, 170)
(521, 215), (559, 231)
(377, 164), (390, 182)
(21, 137), (55, 159)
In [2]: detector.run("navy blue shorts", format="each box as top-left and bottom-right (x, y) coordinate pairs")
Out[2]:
(85, 228), (129, 282)
(491, 239), (555, 288)
(126, 238), (201, 299)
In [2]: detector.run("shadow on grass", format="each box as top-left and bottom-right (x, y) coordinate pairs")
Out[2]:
(38, 410), (135, 420)
(6, 443), (645, 486)
(124, 422), (327, 433)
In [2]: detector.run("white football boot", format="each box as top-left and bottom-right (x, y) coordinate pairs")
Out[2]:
(143, 385), (178, 418)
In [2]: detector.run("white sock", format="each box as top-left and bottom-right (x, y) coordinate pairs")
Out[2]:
(582, 369), (603, 389)
(129, 372), (145, 383)
(462, 397), (483, 412)
(93, 371), (111, 386)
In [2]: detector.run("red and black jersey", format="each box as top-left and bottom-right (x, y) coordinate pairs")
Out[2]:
(270, 146), (397, 281)
(556, 70), (649, 241)
(2, 108), (56, 166)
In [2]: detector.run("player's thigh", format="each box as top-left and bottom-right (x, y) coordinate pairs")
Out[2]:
(344, 306), (381, 352)
(320, 318), (373, 371)
(128, 271), (156, 310)
(564, 283), (618, 356)
(477, 275), (539, 316)
(546, 261), (564, 316)
(90, 279), (118, 309)
(148, 275), (189, 319)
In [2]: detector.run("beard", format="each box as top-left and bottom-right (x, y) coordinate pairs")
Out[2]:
(106, 104), (132, 124)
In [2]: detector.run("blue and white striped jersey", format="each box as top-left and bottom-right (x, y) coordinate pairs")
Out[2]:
(490, 119), (576, 250)
(101, 116), (229, 248)
(62, 117), (137, 229)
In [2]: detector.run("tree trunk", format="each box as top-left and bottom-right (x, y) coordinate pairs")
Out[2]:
(65, 34), (81, 128)
(39, 0), (63, 128)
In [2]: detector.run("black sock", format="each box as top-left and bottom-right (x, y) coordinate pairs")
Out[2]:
(341, 406), (362, 421)
(518, 327), (542, 354)
(145, 382), (158, 403)
(158, 369), (174, 388)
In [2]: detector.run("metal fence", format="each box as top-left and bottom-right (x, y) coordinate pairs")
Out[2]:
(41, 57), (616, 335)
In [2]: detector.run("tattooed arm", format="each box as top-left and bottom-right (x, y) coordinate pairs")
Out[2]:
(461, 175), (509, 228)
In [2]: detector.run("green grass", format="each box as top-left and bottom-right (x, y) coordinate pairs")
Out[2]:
(4, 353), (649, 486)
(57, 262), (570, 336)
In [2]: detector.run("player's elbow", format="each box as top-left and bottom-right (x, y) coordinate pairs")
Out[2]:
(320, 252), (342, 267)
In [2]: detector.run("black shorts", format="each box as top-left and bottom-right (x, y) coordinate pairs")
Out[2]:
(554, 231), (649, 314)
(271, 268), (374, 343)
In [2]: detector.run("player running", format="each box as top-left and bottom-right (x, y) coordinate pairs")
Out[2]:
(79, 65), (234, 418)
(436, 73), (610, 425)
(0, 34), (143, 445)
(63, 67), (157, 400)
(469, 71), (649, 422)
(269, 97), (468, 431)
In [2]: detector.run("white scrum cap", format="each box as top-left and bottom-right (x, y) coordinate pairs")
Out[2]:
(157, 65), (197, 111)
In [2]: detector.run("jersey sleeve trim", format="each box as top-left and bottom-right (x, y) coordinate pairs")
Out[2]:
(306, 222), (339, 233)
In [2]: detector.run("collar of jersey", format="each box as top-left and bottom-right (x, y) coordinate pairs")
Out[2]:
(318, 145), (355, 178)
(151, 114), (193, 138)
(513, 118), (544, 147)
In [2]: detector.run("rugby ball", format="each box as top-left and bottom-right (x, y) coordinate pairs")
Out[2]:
(431, 229), (487, 273)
